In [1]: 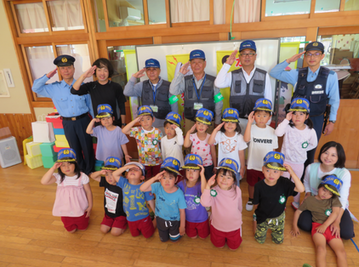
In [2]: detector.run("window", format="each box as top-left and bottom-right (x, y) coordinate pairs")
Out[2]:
(106, 0), (145, 27)
(314, 0), (340, 13)
(344, 0), (359, 11)
(15, 3), (48, 33)
(265, 0), (311, 17)
(148, 0), (167, 24)
(47, 0), (85, 31)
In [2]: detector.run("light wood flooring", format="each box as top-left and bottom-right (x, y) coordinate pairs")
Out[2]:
(0, 164), (358, 267)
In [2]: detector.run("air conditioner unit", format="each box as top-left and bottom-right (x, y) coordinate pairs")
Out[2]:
(0, 136), (22, 168)
(119, 7), (141, 21)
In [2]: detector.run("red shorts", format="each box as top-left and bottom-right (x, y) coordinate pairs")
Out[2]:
(101, 214), (127, 229)
(145, 165), (162, 180)
(61, 212), (89, 232)
(210, 225), (242, 250)
(185, 219), (210, 238)
(311, 222), (339, 243)
(246, 169), (265, 187)
(128, 215), (155, 238)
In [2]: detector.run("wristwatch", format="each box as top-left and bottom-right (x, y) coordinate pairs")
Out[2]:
(122, 123), (127, 126)
(329, 120), (336, 124)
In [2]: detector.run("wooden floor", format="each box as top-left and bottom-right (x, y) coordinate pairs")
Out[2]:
(0, 164), (358, 267)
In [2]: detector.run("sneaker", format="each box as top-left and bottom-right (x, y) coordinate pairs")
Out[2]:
(246, 200), (253, 211)
(291, 201), (299, 210)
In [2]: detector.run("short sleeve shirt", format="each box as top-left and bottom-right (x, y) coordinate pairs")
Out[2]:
(99, 177), (126, 218)
(151, 183), (187, 221)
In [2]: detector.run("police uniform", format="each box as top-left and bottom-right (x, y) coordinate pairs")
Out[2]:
(270, 41), (340, 164)
(32, 55), (94, 175)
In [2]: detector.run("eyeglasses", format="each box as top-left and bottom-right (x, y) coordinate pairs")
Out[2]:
(305, 52), (322, 57)
(240, 52), (256, 57)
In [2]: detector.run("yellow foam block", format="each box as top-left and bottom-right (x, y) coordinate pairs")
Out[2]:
(55, 140), (69, 148)
(55, 135), (68, 142)
(26, 142), (42, 157)
(22, 136), (33, 165)
(25, 154), (43, 169)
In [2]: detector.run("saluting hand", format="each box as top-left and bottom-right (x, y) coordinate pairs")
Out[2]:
(180, 62), (190, 75)
(226, 50), (238, 65)
(247, 111), (255, 124)
(83, 66), (97, 78)
(133, 68), (146, 79)
(286, 51), (305, 64)
(47, 69), (57, 79)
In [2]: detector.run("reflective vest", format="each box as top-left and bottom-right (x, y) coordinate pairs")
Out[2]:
(294, 67), (330, 117)
(141, 80), (171, 119)
(184, 74), (215, 121)
(230, 68), (266, 118)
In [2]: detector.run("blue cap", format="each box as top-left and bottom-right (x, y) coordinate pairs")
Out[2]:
(263, 151), (286, 171)
(216, 158), (239, 173)
(305, 41), (324, 53)
(165, 112), (182, 127)
(321, 175), (343, 196)
(253, 98), (272, 112)
(161, 157), (181, 175)
(102, 157), (122, 171)
(124, 162), (146, 176)
(96, 104), (113, 118)
(138, 105), (153, 117)
(53, 55), (75, 66)
(195, 108), (214, 125)
(182, 154), (203, 170)
(190, 49), (206, 61)
(145, 58), (160, 68)
(222, 108), (240, 122)
(289, 98), (310, 113)
(239, 40), (256, 52)
(57, 148), (76, 162)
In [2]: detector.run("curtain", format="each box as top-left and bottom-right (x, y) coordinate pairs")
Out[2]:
(170, 0), (210, 23)
(234, 0), (260, 23)
(48, 0), (84, 31)
(15, 3), (48, 33)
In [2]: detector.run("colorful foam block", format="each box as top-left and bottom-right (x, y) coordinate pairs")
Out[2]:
(53, 128), (65, 135)
(42, 154), (58, 168)
(25, 154), (43, 169)
(55, 140), (69, 148)
(46, 115), (63, 129)
(39, 142), (56, 157)
(55, 135), (68, 142)
(26, 142), (42, 157)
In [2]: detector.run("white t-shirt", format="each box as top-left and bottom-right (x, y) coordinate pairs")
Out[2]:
(54, 172), (89, 186)
(214, 131), (247, 171)
(247, 124), (278, 171)
(161, 127), (184, 166)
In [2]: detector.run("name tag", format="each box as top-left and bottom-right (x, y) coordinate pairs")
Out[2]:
(150, 105), (158, 112)
(315, 84), (322, 89)
(194, 102), (203, 110)
(312, 90), (324, 95)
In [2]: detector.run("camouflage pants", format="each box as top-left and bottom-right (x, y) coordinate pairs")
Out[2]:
(255, 211), (285, 244)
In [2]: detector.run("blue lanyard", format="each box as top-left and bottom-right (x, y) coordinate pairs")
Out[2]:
(192, 74), (206, 101)
(151, 81), (159, 103)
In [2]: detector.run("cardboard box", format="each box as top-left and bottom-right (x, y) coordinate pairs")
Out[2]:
(330, 48), (353, 64)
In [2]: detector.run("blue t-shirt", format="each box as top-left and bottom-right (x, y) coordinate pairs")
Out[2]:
(116, 177), (154, 222)
(177, 181), (208, 223)
(151, 182), (187, 221)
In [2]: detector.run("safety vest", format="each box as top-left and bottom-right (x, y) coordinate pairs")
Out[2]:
(294, 67), (330, 117)
(141, 80), (171, 119)
(184, 74), (215, 121)
(230, 68), (266, 118)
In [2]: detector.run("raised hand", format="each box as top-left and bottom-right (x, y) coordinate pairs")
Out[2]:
(83, 66), (97, 78)
(180, 62), (190, 75)
(154, 170), (165, 181)
(47, 69), (58, 79)
(247, 111), (255, 124)
(133, 68), (146, 79)
(286, 111), (293, 121)
(53, 162), (62, 169)
(189, 123), (197, 134)
(214, 122), (225, 132)
(226, 50), (238, 65)
(207, 175), (216, 188)
(286, 51), (305, 64)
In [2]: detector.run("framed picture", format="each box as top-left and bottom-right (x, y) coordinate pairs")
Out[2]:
(0, 70), (10, 97)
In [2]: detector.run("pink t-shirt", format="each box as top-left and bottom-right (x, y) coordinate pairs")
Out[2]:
(190, 133), (213, 166)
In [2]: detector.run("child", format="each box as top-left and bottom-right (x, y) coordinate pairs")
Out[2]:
(243, 98), (278, 211)
(253, 151), (305, 244)
(161, 112), (184, 167)
(140, 157), (187, 242)
(184, 108), (216, 180)
(90, 157), (127, 236)
(86, 104), (130, 163)
(177, 154), (209, 239)
(208, 108), (247, 187)
(275, 98), (317, 209)
(292, 175), (347, 267)
(41, 148), (92, 233)
(110, 161), (156, 238)
(122, 105), (163, 180)
(200, 158), (243, 250)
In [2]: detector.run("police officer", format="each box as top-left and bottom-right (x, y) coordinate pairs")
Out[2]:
(32, 55), (95, 175)
(170, 49), (223, 133)
(124, 58), (178, 132)
(215, 40), (273, 131)
(270, 41), (340, 165)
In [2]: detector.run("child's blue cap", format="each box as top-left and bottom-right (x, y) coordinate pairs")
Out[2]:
(263, 151), (286, 171)
(190, 49), (206, 61)
(145, 58), (160, 68)
(102, 157), (122, 171)
(124, 162), (146, 176)
(195, 108), (214, 125)
(289, 98), (310, 113)
(96, 104), (113, 118)
(138, 105), (153, 117)
(165, 112), (182, 127)
(253, 98), (272, 112)
(240, 40), (256, 52)
(321, 175), (343, 196)
(161, 157), (181, 176)
(182, 154), (203, 170)
(216, 158), (239, 173)
(222, 108), (240, 122)
(57, 148), (76, 162)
